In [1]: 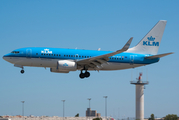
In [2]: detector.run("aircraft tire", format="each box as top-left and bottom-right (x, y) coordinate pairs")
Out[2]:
(79, 73), (85, 79)
(21, 70), (24, 74)
(85, 72), (90, 78)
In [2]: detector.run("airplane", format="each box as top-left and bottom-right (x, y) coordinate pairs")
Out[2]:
(3, 20), (173, 79)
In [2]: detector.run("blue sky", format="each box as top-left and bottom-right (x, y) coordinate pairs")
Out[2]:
(0, 0), (179, 119)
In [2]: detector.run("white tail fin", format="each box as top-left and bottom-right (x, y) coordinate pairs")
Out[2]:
(127, 20), (167, 55)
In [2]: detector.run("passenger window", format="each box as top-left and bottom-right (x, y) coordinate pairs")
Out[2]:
(54, 54), (55, 56)
(36, 53), (38, 55)
(64, 55), (65, 57)
(49, 54), (50, 56)
(57, 54), (58, 56)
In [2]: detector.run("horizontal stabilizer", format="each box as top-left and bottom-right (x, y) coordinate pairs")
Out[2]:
(145, 52), (174, 59)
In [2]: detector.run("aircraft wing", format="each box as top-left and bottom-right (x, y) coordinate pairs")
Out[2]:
(145, 52), (174, 59)
(76, 37), (133, 69)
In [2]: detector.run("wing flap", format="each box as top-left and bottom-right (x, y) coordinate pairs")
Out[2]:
(96, 59), (108, 64)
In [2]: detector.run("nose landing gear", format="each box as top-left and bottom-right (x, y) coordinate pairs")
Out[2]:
(14, 65), (25, 74)
(79, 69), (90, 79)
(21, 69), (24, 74)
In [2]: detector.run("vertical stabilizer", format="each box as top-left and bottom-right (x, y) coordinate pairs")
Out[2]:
(127, 20), (167, 55)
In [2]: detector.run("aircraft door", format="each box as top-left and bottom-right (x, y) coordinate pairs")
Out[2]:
(130, 55), (134, 64)
(26, 49), (32, 58)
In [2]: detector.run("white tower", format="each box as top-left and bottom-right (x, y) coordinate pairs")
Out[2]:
(131, 73), (148, 120)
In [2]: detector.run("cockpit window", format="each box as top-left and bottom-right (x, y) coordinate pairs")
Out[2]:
(11, 51), (20, 54)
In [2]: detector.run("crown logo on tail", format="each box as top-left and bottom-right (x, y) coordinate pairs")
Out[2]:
(147, 36), (155, 41)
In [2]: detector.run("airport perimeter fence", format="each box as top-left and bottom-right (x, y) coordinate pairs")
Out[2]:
(1, 117), (109, 120)
(116, 118), (136, 120)
(0, 117), (139, 120)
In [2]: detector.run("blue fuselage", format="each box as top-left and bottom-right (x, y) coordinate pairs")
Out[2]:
(3, 47), (159, 69)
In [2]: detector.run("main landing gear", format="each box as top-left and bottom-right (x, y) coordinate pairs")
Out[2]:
(79, 69), (90, 79)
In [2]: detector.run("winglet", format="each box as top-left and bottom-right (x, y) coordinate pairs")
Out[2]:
(119, 37), (133, 51)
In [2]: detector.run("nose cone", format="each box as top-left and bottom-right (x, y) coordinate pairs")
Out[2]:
(3, 54), (10, 61)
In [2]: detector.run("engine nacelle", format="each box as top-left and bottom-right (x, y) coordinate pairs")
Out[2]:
(50, 60), (77, 73)
(50, 68), (69, 73)
(57, 60), (77, 71)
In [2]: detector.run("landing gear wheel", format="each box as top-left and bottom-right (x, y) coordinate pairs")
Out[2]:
(79, 67), (90, 79)
(79, 73), (85, 79)
(85, 72), (90, 78)
(21, 70), (24, 74)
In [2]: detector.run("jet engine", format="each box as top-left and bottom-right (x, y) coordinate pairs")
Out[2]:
(50, 60), (77, 73)
(50, 68), (70, 73)
(57, 60), (77, 71)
